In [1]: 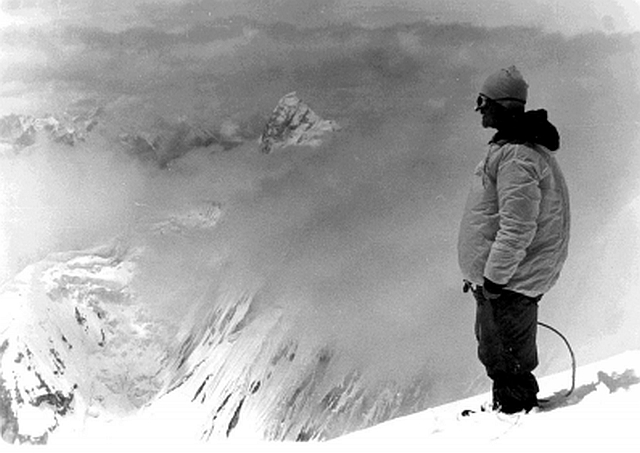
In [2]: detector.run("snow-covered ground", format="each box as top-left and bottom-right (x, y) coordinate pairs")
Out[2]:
(5, 349), (638, 452)
(334, 349), (640, 452)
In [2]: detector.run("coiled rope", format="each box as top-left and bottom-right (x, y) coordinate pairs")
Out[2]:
(538, 321), (576, 398)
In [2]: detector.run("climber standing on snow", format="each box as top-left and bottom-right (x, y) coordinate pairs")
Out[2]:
(458, 66), (571, 414)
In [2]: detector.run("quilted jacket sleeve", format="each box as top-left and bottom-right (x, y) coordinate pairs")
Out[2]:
(483, 151), (543, 285)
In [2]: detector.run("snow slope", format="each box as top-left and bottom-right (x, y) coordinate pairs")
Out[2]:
(0, 242), (178, 444)
(0, 234), (432, 445)
(5, 349), (637, 452)
(333, 349), (640, 452)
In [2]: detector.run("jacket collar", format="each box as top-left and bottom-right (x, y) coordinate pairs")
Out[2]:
(490, 109), (560, 151)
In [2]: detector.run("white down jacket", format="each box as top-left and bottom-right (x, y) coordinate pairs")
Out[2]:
(458, 140), (570, 297)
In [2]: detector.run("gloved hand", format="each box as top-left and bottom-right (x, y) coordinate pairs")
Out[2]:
(482, 277), (506, 300)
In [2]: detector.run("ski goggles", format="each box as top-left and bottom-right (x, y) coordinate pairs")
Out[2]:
(475, 94), (493, 111)
(475, 94), (526, 111)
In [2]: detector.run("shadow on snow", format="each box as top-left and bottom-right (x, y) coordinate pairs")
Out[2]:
(540, 368), (640, 412)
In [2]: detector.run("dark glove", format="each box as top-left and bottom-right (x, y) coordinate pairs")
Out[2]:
(482, 277), (506, 300)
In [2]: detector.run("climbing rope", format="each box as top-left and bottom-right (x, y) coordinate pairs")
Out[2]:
(538, 321), (576, 398)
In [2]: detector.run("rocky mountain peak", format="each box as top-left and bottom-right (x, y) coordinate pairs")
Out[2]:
(259, 92), (339, 154)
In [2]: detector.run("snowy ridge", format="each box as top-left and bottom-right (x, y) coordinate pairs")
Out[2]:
(10, 349), (638, 451)
(0, 233), (432, 445)
(0, 243), (177, 444)
(332, 349), (640, 451)
(135, 280), (432, 442)
(146, 200), (223, 235)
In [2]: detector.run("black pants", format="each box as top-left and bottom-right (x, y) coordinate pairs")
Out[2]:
(472, 287), (541, 413)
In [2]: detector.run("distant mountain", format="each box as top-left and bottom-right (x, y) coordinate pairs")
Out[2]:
(0, 93), (338, 167)
(0, 107), (102, 153)
(259, 92), (339, 154)
(118, 117), (246, 168)
(0, 104), (245, 166)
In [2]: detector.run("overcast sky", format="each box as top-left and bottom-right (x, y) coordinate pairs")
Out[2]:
(1, 0), (639, 404)
(2, 0), (640, 33)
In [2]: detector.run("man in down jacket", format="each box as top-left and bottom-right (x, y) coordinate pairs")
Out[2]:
(458, 66), (570, 414)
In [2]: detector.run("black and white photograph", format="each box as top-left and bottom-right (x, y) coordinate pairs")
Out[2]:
(1, 1), (639, 450)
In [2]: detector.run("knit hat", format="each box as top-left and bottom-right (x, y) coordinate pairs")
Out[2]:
(480, 66), (529, 107)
